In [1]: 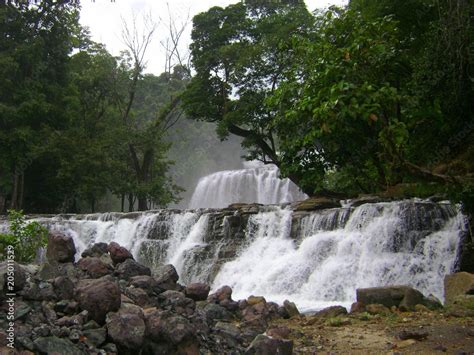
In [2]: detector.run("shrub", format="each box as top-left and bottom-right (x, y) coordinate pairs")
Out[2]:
(0, 210), (48, 263)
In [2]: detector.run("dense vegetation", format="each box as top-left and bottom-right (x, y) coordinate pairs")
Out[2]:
(0, 0), (472, 214)
(182, 0), (473, 210)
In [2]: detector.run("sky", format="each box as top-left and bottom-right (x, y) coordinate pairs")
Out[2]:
(80, 0), (347, 75)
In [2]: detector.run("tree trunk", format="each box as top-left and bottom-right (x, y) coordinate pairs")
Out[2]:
(10, 172), (19, 210)
(128, 193), (135, 212)
(137, 197), (148, 211)
(18, 173), (25, 210)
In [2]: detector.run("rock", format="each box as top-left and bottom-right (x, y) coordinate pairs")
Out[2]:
(83, 320), (100, 330)
(397, 339), (417, 349)
(357, 286), (426, 310)
(159, 290), (195, 316)
(83, 328), (107, 347)
(145, 310), (197, 346)
(208, 285), (233, 303)
(366, 303), (391, 315)
(106, 303), (145, 352)
(34, 336), (85, 355)
(46, 233), (76, 263)
(0, 261), (27, 292)
(185, 283), (210, 301)
(283, 300), (300, 318)
(53, 276), (75, 300)
(444, 272), (474, 305)
(423, 295), (443, 310)
(266, 325), (291, 339)
(214, 321), (241, 339)
(292, 197), (340, 211)
(81, 242), (108, 258)
(203, 303), (234, 323)
(247, 296), (266, 306)
(398, 329), (429, 340)
(350, 301), (366, 313)
(245, 334), (293, 355)
(37, 261), (80, 281)
(75, 276), (121, 324)
(77, 257), (112, 278)
(125, 287), (150, 307)
(153, 264), (179, 290)
(348, 195), (385, 207)
(129, 275), (161, 295)
(115, 259), (151, 280)
(107, 242), (133, 265)
(314, 305), (347, 318)
(14, 303), (32, 320)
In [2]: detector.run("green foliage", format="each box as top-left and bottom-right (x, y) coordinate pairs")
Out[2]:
(0, 210), (48, 263)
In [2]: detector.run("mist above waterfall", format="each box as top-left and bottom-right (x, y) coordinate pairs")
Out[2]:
(188, 161), (308, 209)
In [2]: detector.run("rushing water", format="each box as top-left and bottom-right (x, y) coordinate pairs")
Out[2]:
(2, 199), (466, 312)
(188, 161), (308, 208)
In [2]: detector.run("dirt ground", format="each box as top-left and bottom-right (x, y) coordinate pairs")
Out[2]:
(272, 308), (474, 354)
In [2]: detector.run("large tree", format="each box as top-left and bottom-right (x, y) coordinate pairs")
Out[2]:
(182, 0), (314, 190)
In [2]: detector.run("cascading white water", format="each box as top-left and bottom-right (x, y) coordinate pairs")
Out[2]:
(212, 201), (465, 311)
(1, 200), (466, 312)
(188, 161), (308, 209)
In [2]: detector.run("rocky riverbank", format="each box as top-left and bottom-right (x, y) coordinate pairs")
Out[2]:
(1, 233), (474, 354)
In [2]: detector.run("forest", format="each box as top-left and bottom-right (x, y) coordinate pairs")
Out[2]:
(0, 0), (472, 214)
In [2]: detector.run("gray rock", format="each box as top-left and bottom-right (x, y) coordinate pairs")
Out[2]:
(204, 303), (233, 323)
(114, 259), (151, 280)
(53, 276), (75, 300)
(314, 305), (347, 318)
(0, 261), (27, 292)
(83, 327), (107, 347)
(245, 334), (293, 355)
(357, 285), (426, 311)
(46, 233), (76, 263)
(34, 336), (86, 355)
(283, 300), (300, 318)
(81, 242), (109, 258)
(153, 264), (179, 290)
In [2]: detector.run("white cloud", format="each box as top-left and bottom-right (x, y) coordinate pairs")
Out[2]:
(79, 0), (347, 75)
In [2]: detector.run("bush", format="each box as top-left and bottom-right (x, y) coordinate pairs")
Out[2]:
(0, 210), (48, 263)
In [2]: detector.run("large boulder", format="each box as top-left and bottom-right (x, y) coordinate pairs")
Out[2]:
(114, 259), (151, 280)
(46, 233), (76, 263)
(75, 276), (121, 324)
(444, 272), (474, 305)
(81, 242), (108, 258)
(106, 303), (146, 352)
(107, 242), (133, 265)
(0, 261), (27, 292)
(154, 264), (179, 290)
(185, 283), (210, 301)
(208, 285), (233, 303)
(356, 286), (426, 311)
(34, 336), (85, 355)
(77, 257), (112, 278)
(245, 334), (293, 355)
(145, 309), (198, 351)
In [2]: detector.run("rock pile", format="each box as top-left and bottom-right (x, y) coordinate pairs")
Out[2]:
(0, 234), (296, 355)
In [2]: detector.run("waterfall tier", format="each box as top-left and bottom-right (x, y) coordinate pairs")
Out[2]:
(188, 161), (308, 209)
(2, 199), (467, 312)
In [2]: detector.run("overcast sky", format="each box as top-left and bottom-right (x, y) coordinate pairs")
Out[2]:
(80, 0), (347, 75)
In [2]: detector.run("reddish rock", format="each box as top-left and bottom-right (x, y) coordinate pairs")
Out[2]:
(107, 242), (133, 265)
(208, 285), (233, 303)
(75, 276), (121, 324)
(46, 233), (76, 263)
(185, 283), (210, 301)
(350, 301), (366, 313)
(106, 303), (146, 352)
(77, 257), (112, 278)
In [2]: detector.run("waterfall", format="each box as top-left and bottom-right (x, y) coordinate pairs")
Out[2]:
(1, 200), (466, 312)
(188, 161), (308, 209)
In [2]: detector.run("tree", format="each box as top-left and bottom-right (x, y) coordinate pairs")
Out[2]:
(0, 0), (82, 212)
(182, 0), (314, 190)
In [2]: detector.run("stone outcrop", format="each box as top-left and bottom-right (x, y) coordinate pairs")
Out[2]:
(444, 272), (474, 305)
(356, 285), (442, 311)
(46, 233), (76, 263)
(1, 239), (295, 355)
